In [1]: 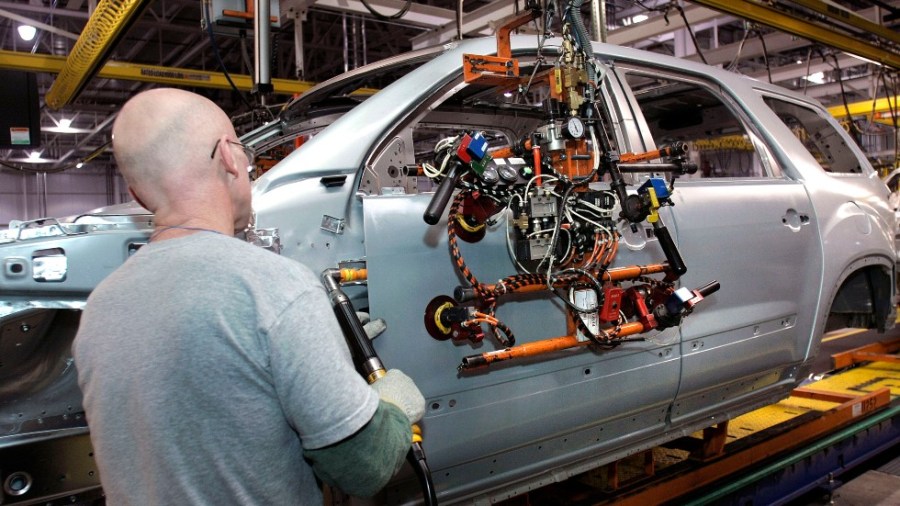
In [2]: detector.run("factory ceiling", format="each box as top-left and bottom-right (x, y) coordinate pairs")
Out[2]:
(0, 0), (899, 172)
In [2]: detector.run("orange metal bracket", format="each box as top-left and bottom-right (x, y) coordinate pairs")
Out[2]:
(693, 422), (729, 461)
(606, 450), (655, 491)
(222, 0), (278, 23)
(463, 8), (540, 85)
(612, 387), (892, 505)
(831, 337), (900, 369)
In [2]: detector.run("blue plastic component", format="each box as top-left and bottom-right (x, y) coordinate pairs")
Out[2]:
(639, 178), (670, 200)
(665, 287), (693, 315)
(466, 132), (488, 160)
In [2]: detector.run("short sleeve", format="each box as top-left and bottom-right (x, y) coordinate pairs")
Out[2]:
(264, 270), (379, 450)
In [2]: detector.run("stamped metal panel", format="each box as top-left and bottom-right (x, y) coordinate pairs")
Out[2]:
(363, 194), (681, 503)
(253, 176), (366, 277)
(0, 232), (148, 304)
(668, 178), (821, 423)
(0, 309), (85, 436)
(750, 89), (897, 347)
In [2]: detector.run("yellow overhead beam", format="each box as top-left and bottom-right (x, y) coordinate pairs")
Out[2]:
(0, 49), (315, 96)
(44, 0), (149, 109)
(787, 0), (900, 47)
(827, 96), (900, 118)
(688, 0), (900, 69)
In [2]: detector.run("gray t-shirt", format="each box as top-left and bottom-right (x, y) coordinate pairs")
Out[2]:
(73, 232), (379, 505)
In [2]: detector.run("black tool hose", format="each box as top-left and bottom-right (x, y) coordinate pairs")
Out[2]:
(321, 269), (438, 505)
(409, 441), (439, 505)
(424, 160), (463, 225)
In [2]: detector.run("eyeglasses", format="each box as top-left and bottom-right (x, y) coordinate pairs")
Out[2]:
(210, 139), (255, 164)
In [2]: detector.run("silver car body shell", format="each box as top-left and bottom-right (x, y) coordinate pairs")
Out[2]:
(0, 36), (894, 504)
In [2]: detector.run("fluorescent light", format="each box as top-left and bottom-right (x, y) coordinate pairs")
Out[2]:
(503, 91), (513, 98)
(28, 151), (42, 160)
(17, 25), (36, 42)
(58, 118), (72, 129)
(622, 14), (648, 26)
(76, 162), (84, 169)
(804, 71), (825, 84)
(844, 52), (882, 67)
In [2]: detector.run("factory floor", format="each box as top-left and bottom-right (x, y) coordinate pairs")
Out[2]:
(497, 324), (900, 505)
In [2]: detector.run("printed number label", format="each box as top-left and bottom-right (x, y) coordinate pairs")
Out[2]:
(852, 397), (877, 417)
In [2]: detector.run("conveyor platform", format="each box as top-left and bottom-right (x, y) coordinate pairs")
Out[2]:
(501, 338), (900, 505)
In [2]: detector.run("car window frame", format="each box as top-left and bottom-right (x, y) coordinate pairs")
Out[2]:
(613, 62), (785, 180)
(758, 91), (874, 179)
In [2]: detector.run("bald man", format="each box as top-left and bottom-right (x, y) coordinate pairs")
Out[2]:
(73, 88), (425, 505)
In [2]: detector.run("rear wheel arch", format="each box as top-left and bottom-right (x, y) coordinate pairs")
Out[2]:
(824, 256), (895, 334)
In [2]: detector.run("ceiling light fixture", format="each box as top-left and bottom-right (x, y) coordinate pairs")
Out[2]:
(804, 71), (826, 84)
(17, 24), (37, 42)
(58, 118), (72, 129)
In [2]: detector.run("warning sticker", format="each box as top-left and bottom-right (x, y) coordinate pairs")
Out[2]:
(10, 127), (30, 145)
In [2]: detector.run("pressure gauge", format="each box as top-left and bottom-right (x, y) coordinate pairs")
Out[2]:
(480, 166), (500, 185)
(564, 117), (585, 139)
(497, 164), (519, 184)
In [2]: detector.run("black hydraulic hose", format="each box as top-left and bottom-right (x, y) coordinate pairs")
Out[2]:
(321, 269), (438, 506)
(409, 442), (438, 505)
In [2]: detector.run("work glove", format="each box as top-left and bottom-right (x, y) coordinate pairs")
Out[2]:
(371, 369), (426, 424)
(356, 312), (387, 340)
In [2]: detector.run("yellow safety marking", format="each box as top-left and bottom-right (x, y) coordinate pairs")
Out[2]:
(809, 362), (900, 397)
(822, 328), (866, 343)
(686, 360), (899, 444)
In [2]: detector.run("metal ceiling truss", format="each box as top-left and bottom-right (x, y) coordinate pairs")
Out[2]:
(2, 0), (900, 174)
(688, 0), (900, 69)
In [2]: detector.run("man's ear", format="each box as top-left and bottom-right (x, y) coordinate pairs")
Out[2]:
(216, 135), (242, 181)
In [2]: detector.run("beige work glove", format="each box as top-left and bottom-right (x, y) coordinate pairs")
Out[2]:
(371, 369), (426, 424)
(356, 311), (387, 340)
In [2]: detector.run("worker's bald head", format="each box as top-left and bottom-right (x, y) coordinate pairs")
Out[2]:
(112, 88), (234, 210)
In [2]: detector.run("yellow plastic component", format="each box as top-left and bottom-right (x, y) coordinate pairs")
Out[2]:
(553, 68), (563, 95)
(339, 268), (368, 282)
(412, 424), (423, 443)
(646, 187), (660, 224)
(456, 214), (485, 234)
(433, 302), (455, 335)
